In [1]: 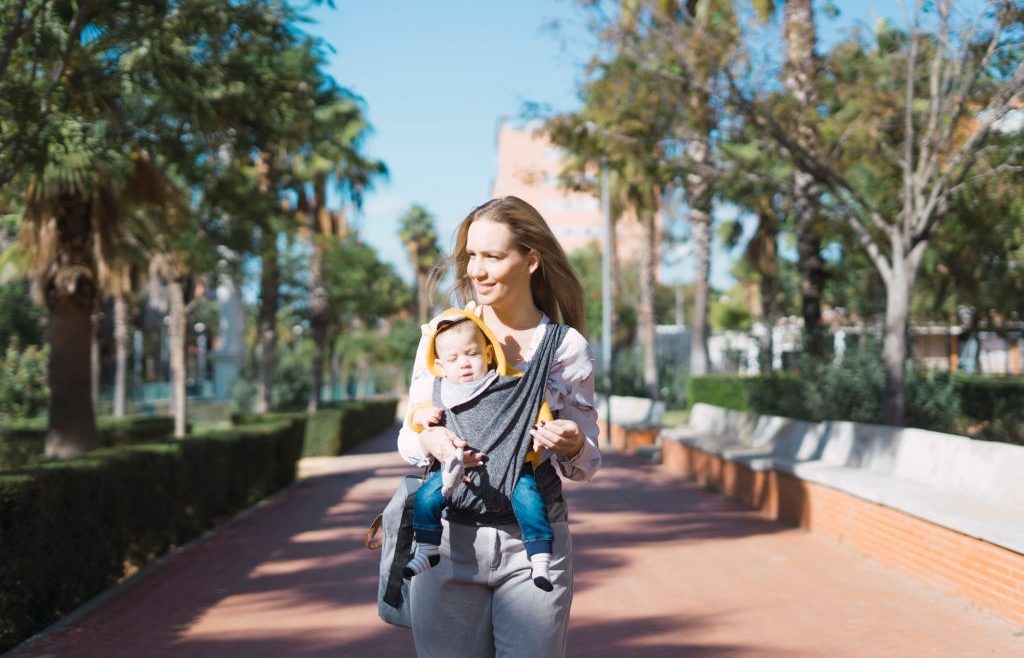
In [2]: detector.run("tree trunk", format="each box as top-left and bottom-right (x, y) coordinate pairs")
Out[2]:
(685, 125), (714, 376)
(760, 269), (778, 374)
(308, 238), (329, 412)
(880, 241), (926, 426)
(356, 354), (369, 399)
(168, 275), (187, 438)
(416, 270), (431, 325)
(637, 206), (659, 398)
(91, 306), (100, 416)
(794, 170), (825, 356)
(256, 236), (279, 413)
(784, 0), (826, 358)
(751, 209), (780, 373)
(45, 193), (99, 458)
(329, 344), (341, 404)
(113, 293), (130, 417)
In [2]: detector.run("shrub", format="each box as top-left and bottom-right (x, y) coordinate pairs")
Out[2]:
(685, 375), (749, 411)
(0, 416), (304, 652)
(905, 370), (961, 433)
(687, 359), (1019, 444)
(232, 398), (398, 457)
(335, 399), (399, 451)
(0, 416), (178, 472)
(300, 408), (344, 456)
(808, 349), (885, 423)
(955, 375), (1024, 444)
(745, 374), (809, 419)
(0, 346), (49, 421)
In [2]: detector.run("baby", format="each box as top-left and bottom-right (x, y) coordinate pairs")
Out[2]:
(403, 309), (555, 591)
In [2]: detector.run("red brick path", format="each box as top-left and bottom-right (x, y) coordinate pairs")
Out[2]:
(10, 428), (1022, 657)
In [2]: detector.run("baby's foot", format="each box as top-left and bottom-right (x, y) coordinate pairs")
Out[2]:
(403, 545), (440, 578)
(530, 552), (553, 591)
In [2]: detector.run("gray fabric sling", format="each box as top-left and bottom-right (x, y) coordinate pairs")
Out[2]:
(433, 323), (570, 524)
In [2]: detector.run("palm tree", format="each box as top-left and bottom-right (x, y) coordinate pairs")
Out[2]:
(614, 0), (740, 376)
(752, 0), (826, 356)
(22, 151), (175, 454)
(398, 204), (442, 325)
(257, 225), (280, 413)
(11, 1), (310, 454)
(22, 183), (102, 456)
(549, 43), (678, 398)
(293, 93), (386, 412)
(109, 264), (135, 418)
(670, 0), (738, 376)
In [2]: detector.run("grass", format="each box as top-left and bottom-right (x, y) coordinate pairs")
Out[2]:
(661, 409), (688, 427)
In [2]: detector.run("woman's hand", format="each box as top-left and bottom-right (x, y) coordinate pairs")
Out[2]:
(530, 419), (584, 460)
(418, 425), (487, 468)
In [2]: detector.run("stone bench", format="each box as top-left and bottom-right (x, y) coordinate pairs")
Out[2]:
(596, 395), (666, 452)
(660, 402), (1024, 627)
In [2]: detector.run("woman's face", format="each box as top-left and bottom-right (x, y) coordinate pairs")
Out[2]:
(464, 218), (538, 307)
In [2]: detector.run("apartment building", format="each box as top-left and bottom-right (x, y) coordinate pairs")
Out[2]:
(490, 119), (656, 263)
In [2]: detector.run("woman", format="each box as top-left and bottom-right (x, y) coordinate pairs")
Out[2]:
(396, 196), (602, 658)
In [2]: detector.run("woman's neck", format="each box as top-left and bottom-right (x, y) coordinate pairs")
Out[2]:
(484, 295), (542, 331)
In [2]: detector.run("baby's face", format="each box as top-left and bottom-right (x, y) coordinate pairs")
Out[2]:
(434, 325), (491, 383)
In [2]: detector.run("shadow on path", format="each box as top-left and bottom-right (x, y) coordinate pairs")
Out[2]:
(11, 434), (1021, 658)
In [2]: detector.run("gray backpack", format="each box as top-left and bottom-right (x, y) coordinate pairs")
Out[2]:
(367, 474), (422, 627)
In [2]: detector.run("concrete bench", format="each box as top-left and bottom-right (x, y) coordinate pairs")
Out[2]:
(660, 402), (1024, 627)
(596, 395), (666, 452)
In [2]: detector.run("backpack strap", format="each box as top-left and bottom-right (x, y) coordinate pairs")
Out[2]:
(382, 485), (418, 609)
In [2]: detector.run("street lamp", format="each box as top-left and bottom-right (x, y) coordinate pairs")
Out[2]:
(194, 322), (207, 386)
(600, 157), (614, 446)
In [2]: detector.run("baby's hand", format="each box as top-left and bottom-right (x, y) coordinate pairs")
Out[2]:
(412, 406), (444, 428)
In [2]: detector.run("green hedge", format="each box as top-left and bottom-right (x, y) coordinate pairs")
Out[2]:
(955, 375), (1024, 443)
(0, 416), (178, 471)
(686, 372), (1019, 442)
(685, 376), (750, 412)
(0, 416), (305, 652)
(957, 375), (1024, 421)
(232, 398), (398, 457)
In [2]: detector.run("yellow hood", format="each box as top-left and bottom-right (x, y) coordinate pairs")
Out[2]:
(422, 305), (517, 377)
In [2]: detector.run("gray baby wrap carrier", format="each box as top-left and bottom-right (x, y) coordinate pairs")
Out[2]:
(435, 322), (571, 526)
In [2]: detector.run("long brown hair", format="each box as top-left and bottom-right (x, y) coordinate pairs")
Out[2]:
(451, 196), (586, 332)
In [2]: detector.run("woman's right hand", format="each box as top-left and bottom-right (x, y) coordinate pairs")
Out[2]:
(418, 426), (487, 468)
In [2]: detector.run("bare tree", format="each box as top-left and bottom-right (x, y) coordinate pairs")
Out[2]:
(731, 0), (1024, 423)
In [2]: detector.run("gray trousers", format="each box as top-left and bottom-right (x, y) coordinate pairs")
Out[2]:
(410, 518), (574, 658)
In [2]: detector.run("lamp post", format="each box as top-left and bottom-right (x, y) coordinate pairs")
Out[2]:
(194, 322), (207, 392)
(600, 158), (613, 445)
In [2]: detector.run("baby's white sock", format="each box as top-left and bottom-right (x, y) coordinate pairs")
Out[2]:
(530, 552), (553, 591)
(403, 544), (440, 578)
(441, 447), (465, 497)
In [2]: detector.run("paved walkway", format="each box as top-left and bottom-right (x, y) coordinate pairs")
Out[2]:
(10, 428), (1022, 657)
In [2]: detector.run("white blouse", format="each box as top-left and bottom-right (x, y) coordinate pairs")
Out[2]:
(396, 312), (602, 482)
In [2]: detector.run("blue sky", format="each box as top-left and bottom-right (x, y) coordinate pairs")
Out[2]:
(304, 1), (594, 281)
(302, 1), (929, 290)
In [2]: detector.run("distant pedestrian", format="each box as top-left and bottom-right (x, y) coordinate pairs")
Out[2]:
(397, 196), (602, 657)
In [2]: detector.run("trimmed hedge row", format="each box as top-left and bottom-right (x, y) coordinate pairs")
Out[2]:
(232, 398), (398, 457)
(0, 417), (305, 652)
(684, 376), (751, 412)
(1, 416), (179, 471)
(956, 375), (1024, 422)
(955, 375), (1024, 444)
(686, 373), (1023, 442)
